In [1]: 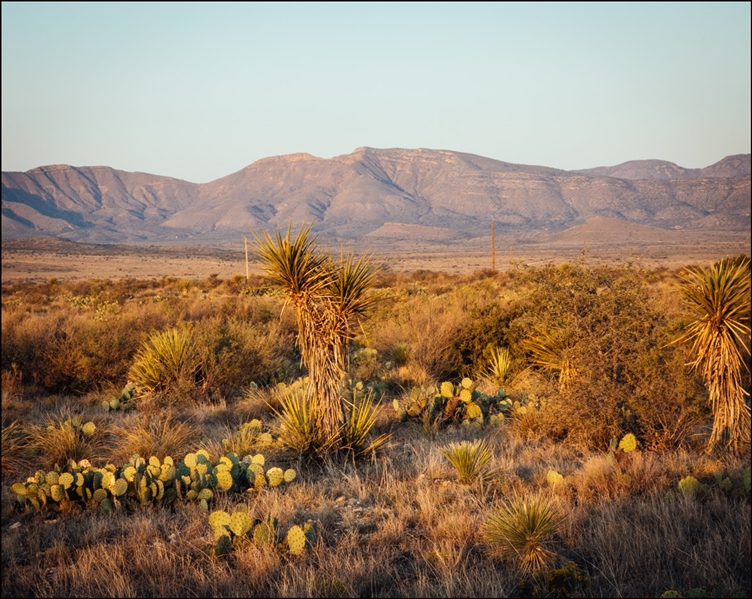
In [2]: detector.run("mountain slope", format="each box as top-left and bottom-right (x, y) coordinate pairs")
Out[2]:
(2, 149), (749, 243)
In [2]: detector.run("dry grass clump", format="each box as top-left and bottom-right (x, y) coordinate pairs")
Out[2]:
(27, 409), (110, 469)
(111, 412), (201, 463)
(1, 420), (33, 475)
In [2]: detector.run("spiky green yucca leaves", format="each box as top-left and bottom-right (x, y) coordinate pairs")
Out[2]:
(485, 346), (512, 386)
(483, 495), (565, 573)
(254, 222), (380, 450)
(270, 381), (337, 456)
(340, 383), (390, 457)
(128, 325), (202, 398)
(676, 256), (751, 452)
(440, 439), (493, 484)
(523, 330), (579, 392)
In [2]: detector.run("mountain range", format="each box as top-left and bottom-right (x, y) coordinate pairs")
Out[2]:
(2, 148), (750, 244)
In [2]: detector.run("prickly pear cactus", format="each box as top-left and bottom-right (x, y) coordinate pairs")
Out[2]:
(440, 381), (455, 399)
(286, 525), (307, 555)
(229, 510), (253, 537)
(266, 467), (284, 487)
(283, 469), (296, 483)
(618, 433), (637, 453)
(215, 470), (234, 492)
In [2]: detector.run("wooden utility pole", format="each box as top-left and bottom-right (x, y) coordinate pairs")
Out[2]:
(244, 237), (249, 281)
(491, 220), (496, 272)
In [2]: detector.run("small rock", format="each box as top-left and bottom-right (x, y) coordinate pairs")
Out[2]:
(9, 522), (21, 530)
(335, 496), (346, 503)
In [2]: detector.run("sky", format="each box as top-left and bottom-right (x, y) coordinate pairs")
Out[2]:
(2, 2), (750, 183)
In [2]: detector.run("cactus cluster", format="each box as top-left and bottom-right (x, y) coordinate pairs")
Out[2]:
(221, 419), (274, 453)
(102, 383), (137, 412)
(208, 507), (311, 557)
(11, 449), (297, 515)
(392, 378), (511, 429)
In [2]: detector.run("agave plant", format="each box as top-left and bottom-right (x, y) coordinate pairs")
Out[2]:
(675, 256), (751, 452)
(440, 438), (494, 484)
(483, 494), (564, 573)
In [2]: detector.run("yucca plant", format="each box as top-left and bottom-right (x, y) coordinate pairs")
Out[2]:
(675, 256), (751, 452)
(523, 330), (579, 392)
(485, 345), (512, 387)
(254, 221), (379, 452)
(128, 325), (203, 400)
(440, 438), (494, 484)
(340, 383), (390, 457)
(483, 495), (565, 573)
(269, 381), (337, 457)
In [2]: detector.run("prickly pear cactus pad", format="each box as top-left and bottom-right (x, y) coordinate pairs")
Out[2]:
(286, 525), (307, 555)
(266, 467), (284, 487)
(618, 433), (637, 453)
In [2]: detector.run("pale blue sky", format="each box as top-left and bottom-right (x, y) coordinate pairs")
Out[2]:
(2, 2), (750, 183)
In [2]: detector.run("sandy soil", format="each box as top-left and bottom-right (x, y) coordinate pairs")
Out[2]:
(2, 234), (749, 283)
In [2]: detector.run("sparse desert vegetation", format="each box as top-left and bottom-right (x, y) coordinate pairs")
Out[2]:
(1, 249), (750, 598)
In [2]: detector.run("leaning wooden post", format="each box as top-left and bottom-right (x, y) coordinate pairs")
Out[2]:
(244, 237), (249, 282)
(491, 220), (496, 272)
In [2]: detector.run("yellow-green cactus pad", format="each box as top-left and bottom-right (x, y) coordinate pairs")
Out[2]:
(266, 467), (284, 487)
(197, 488), (214, 501)
(183, 453), (197, 468)
(618, 433), (637, 453)
(251, 454), (265, 466)
(230, 511), (253, 537)
(459, 389), (473, 403)
(59, 473), (73, 489)
(546, 470), (564, 487)
(50, 484), (65, 502)
(45, 471), (60, 486)
(209, 510), (232, 531)
(286, 525), (307, 555)
(11, 482), (28, 496)
(283, 469), (296, 483)
(254, 473), (267, 489)
(93, 488), (109, 503)
(216, 470), (234, 492)
(159, 464), (177, 482)
(465, 402), (482, 419)
(113, 478), (128, 497)
(440, 382), (454, 398)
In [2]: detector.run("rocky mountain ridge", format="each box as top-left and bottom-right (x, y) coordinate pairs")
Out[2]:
(2, 148), (749, 244)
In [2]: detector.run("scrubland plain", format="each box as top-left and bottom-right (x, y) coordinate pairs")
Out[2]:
(1, 241), (750, 598)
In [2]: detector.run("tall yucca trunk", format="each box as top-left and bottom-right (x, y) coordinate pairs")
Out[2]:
(253, 221), (379, 450)
(677, 256), (751, 453)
